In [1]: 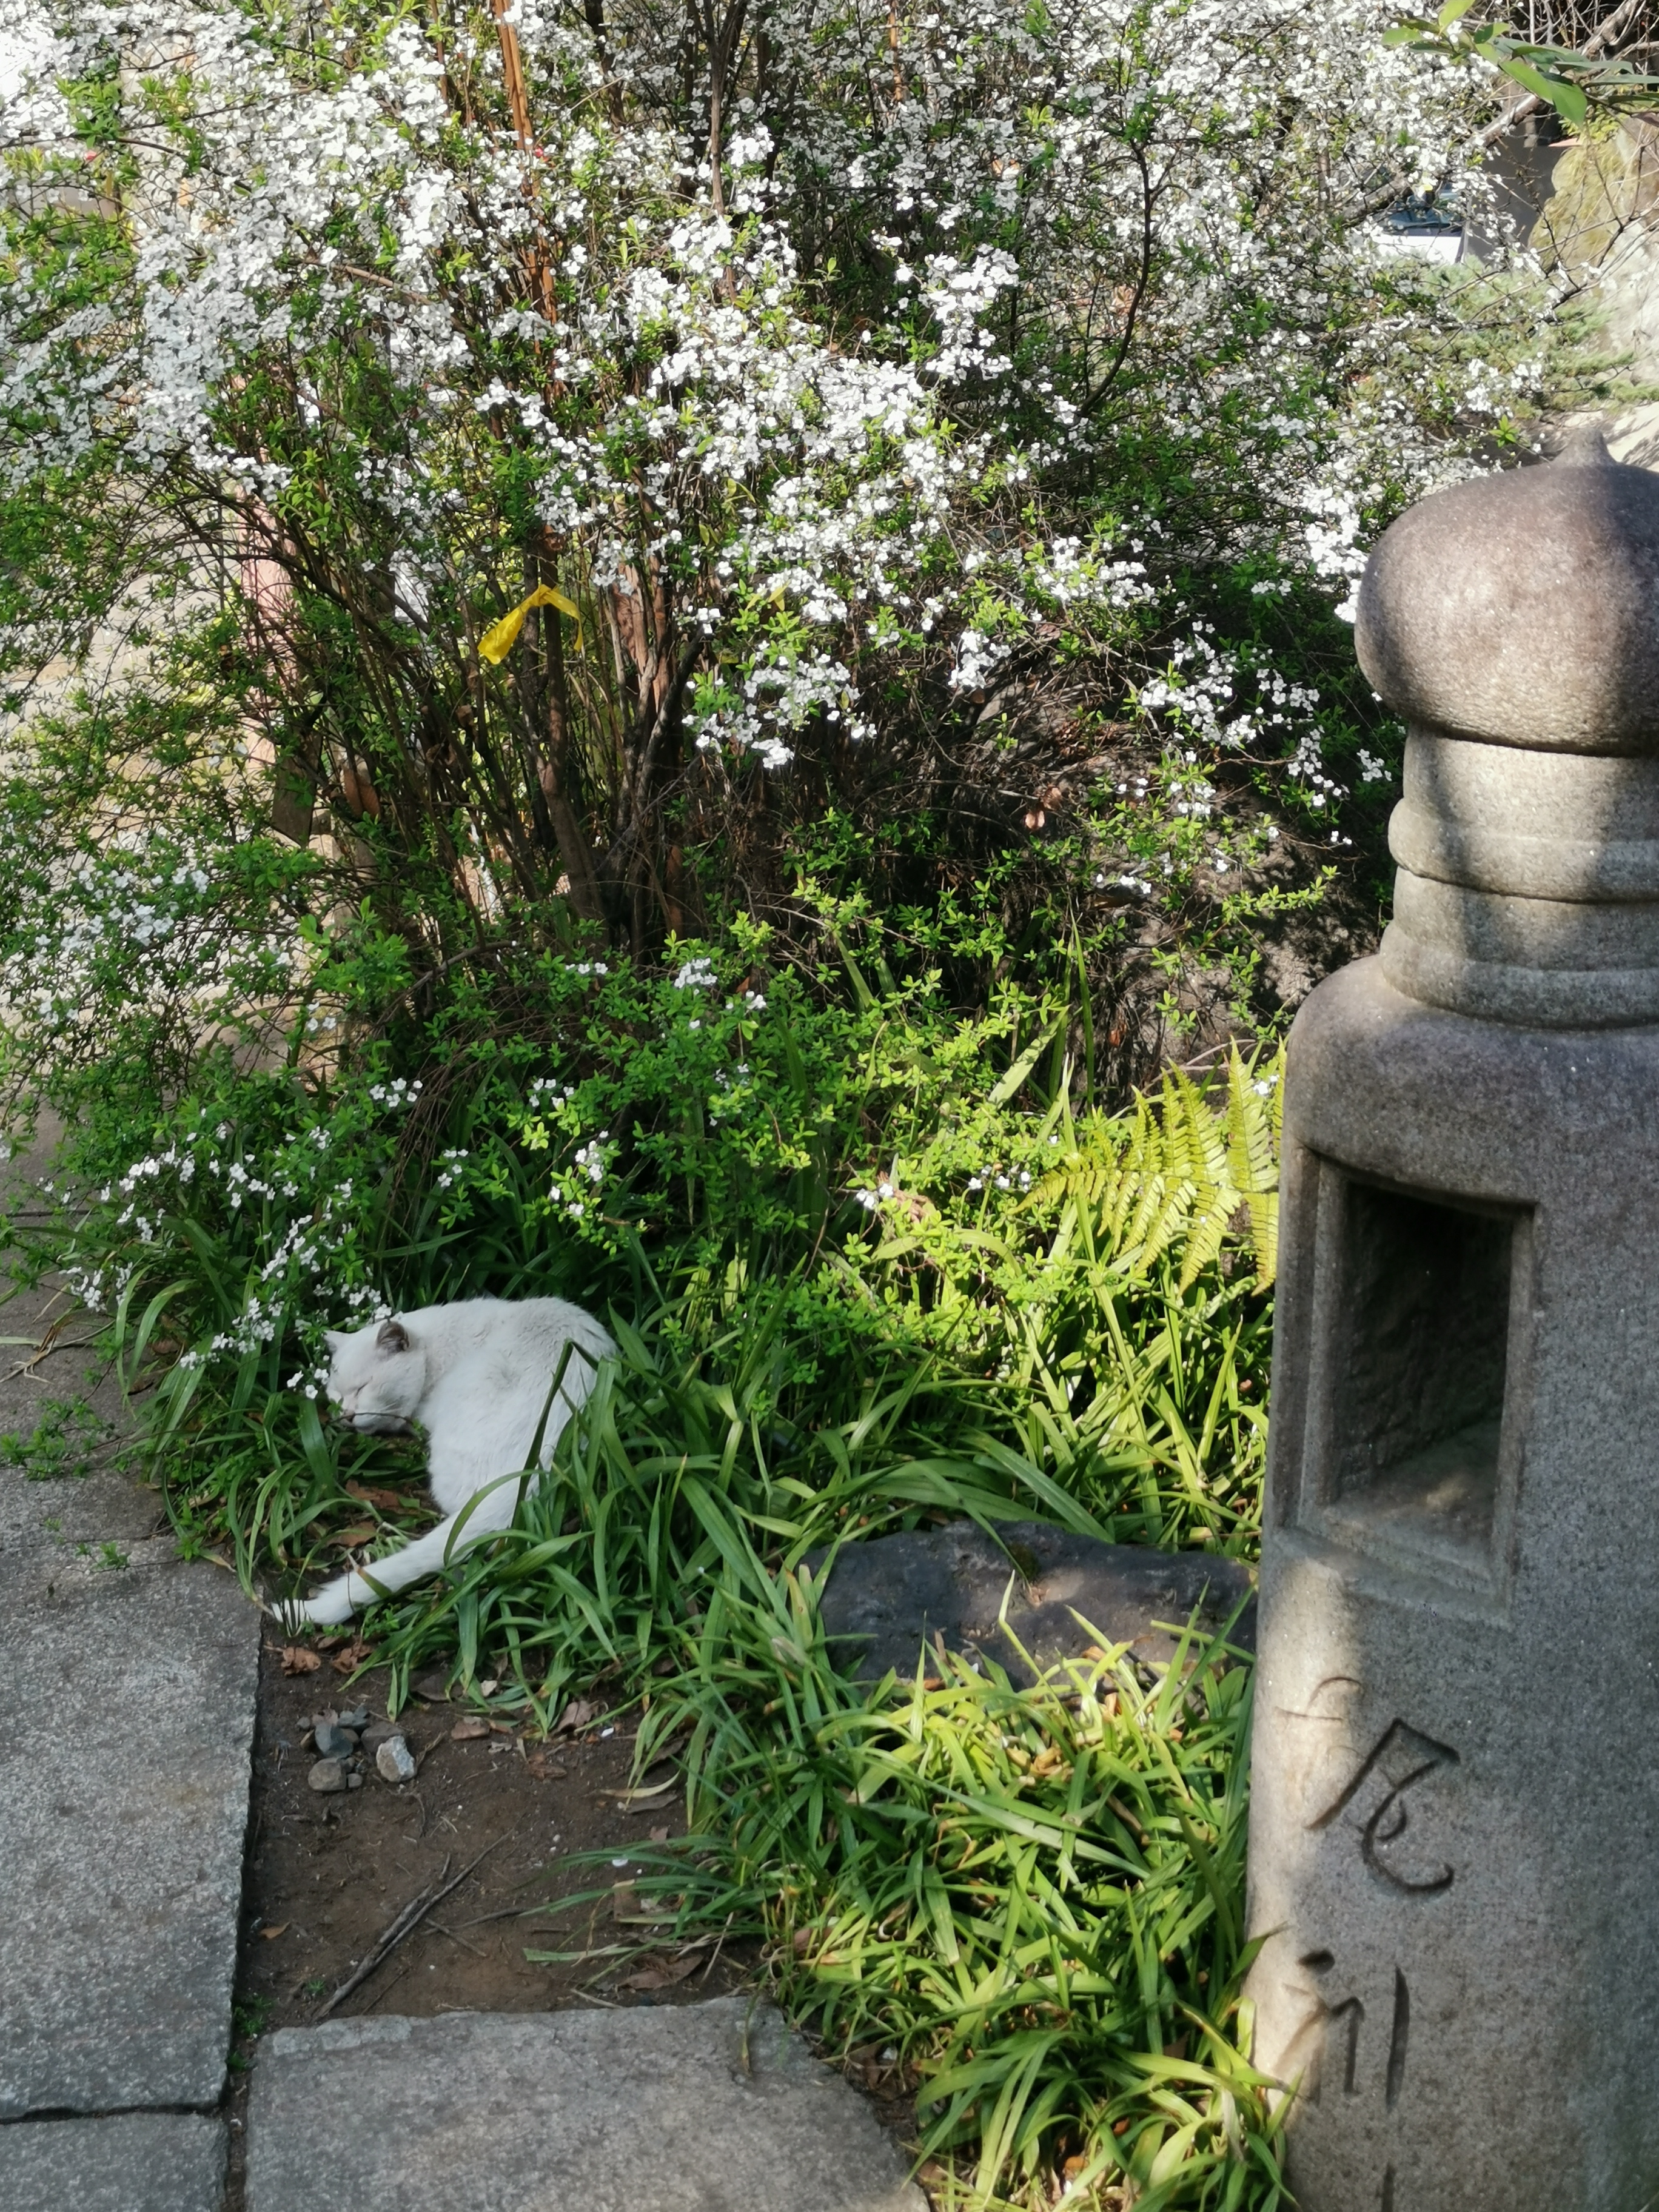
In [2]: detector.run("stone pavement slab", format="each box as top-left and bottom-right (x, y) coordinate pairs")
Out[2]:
(246, 2000), (927, 2212)
(0, 1154), (262, 2120)
(0, 1542), (261, 2115)
(0, 2111), (226, 2211)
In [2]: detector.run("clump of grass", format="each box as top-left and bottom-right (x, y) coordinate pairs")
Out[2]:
(297, 1211), (1265, 1718)
(341, 1295), (1091, 1718)
(531, 1506), (1284, 2209)
(107, 1051), (1276, 1692)
(0, 1394), (116, 1480)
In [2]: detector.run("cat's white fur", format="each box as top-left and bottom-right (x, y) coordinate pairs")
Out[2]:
(281, 1295), (614, 1626)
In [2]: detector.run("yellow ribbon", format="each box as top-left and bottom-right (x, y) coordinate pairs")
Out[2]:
(477, 583), (583, 663)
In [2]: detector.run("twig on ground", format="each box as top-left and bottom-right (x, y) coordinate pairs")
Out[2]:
(361, 1958), (415, 2013)
(318, 1833), (509, 2017)
(318, 1852), (451, 2017)
(427, 1919), (489, 1957)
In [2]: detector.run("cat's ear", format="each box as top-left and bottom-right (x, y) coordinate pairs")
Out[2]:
(323, 1329), (347, 1351)
(377, 1318), (411, 1354)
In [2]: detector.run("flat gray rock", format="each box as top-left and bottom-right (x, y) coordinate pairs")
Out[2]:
(813, 1519), (1255, 1687)
(0, 2111), (226, 2211)
(246, 2002), (925, 2212)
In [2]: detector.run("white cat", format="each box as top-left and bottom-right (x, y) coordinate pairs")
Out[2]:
(280, 1295), (614, 1626)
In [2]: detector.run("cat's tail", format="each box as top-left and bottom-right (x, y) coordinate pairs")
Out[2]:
(277, 1470), (534, 1628)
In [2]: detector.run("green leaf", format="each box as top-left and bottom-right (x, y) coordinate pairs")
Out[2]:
(1500, 53), (1587, 122)
(988, 1016), (1064, 1107)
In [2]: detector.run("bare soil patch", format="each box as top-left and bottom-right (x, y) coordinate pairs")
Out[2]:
(223, 1634), (779, 2205)
(236, 1638), (757, 2028)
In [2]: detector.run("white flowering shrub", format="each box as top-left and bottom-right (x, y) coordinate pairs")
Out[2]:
(0, 0), (1598, 1094)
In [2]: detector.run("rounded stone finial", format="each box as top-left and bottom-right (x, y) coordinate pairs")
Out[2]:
(1356, 429), (1659, 755)
(1358, 434), (1659, 1027)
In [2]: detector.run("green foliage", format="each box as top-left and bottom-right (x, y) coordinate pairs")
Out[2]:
(525, 1473), (1284, 2209)
(1, 921), (1282, 2208)
(654, 1641), (1284, 2210)
(18, 935), (1278, 1593)
(1081, 1059), (1280, 1293)
(1384, 4), (1659, 127)
(0, 1395), (116, 1480)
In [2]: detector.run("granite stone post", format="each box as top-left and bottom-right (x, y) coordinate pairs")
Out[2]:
(1245, 429), (1659, 2211)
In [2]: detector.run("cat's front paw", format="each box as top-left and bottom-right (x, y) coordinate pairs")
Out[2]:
(273, 1584), (356, 1630)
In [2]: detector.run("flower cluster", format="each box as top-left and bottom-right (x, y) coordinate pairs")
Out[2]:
(63, 1100), (389, 1356)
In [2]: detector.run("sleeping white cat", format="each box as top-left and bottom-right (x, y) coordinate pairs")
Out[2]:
(280, 1295), (614, 1626)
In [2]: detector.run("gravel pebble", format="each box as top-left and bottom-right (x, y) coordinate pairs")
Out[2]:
(375, 1734), (417, 1784)
(307, 1758), (348, 1795)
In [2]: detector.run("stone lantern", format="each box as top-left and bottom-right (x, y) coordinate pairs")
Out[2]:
(1245, 430), (1659, 2211)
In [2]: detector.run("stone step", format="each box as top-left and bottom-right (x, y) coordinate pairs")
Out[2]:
(0, 2112), (226, 2212)
(244, 2000), (927, 2212)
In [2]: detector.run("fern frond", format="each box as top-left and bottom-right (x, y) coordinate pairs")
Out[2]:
(1059, 1047), (1283, 1289)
